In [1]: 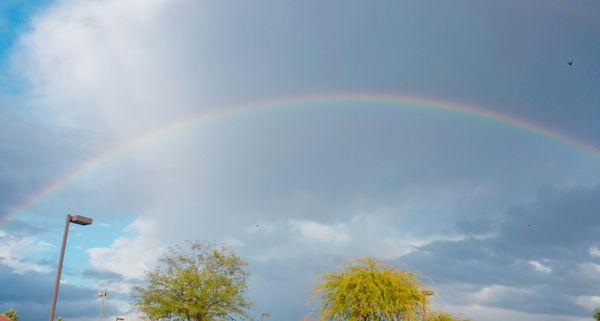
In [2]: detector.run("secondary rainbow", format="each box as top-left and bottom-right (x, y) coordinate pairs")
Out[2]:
(2, 93), (597, 225)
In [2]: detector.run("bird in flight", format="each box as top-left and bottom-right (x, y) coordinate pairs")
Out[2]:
(567, 58), (574, 66)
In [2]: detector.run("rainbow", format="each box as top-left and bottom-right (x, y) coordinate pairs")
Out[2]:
(1, 93), (598, 225)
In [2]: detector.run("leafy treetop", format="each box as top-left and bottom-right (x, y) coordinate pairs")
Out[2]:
(132, 241), (251, 321)
(425, 312), (472, 321)
(312, 257), (430, 321)
(1, 309), (19, 321)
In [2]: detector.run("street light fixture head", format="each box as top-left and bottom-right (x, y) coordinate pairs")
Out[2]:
(69, 215), (93, 226)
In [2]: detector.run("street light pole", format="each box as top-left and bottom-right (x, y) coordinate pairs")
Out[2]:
(49, 215), (71, 321)
(98, 291), (107, 321)
(421, 290), (434, 321)
(49, 214), (93, 321)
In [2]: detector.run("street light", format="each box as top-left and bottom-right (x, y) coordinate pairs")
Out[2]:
(421, 289), (434, 321)
(49, 214), (93, 321)
(260, 312), (271, 321)
(98, 291), (107, 321)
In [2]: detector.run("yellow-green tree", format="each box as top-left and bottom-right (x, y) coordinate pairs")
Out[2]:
(1, 309), (19, 321)
(132, 242), (251, 321)
(425, 312), (471, 321)
(593, 308), (600, 321)
(312, 257), (430, 321)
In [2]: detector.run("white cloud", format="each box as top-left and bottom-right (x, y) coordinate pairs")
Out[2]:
(13, 0), (205, 134)
(87, 218), (164, 280)
(472, 285), (532, 303)
(528, 260), (552, 274)
(577, 262), (600, 279)
(0, 231), (47, 273)
(575, 295), (600, 311)
(96, 222), (112, 228)
(589, 246), (600, 258)
(222, 237), (245, 248)
(247, 212), (463, 264)
(442, 304), (587, 321)
(289, 219), (351, 244)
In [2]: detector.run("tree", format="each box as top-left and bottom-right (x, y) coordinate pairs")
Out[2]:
(132, 242), (251, 321)
(593, 308), (600, 321)
(1, 309), (19, 321)
(312, 257), (430, 321)
(425, 312), (471, 321)
(55, 317), (64, 321)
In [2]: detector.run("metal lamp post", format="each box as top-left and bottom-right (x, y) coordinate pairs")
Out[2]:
(49, 214), (93, 321)
(98, 291), (107, 321)
(421, 290), (434, 321)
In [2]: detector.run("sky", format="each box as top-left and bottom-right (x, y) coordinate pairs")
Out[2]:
(0, 0), (599, 320)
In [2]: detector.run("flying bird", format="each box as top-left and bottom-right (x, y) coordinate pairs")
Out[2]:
(567, 58), (574, 66)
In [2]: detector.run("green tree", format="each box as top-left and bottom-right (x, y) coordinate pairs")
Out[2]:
(1, 309), (19, 321)
(593, 308), (600, 321)
(425, 312), (471, 321)
(55, 317), (64, 321)
(132, 241), (251, 321)
(311, 257), (430, 321)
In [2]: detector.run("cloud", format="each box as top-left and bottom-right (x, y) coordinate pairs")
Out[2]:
(454, 218), (494, 235)
(0, 231), (48, 273)
(399, 185), (600, 317)
(528, 260), (552, 274)
(87, 218), (164, 280)
(0, 263), (123, 320)
(497, 186), (600, 253)
(11, 0), (218, 135)
(575, 295), (600, 312)
(290, 219), (351, 244)
(0, 108), (95, 221)
(81, 268), (124, 282)
(3, 218), (49, 235)
(80, 185), (600, 319)
(442, 304), (588, 321)
(222, 237), (245, 248)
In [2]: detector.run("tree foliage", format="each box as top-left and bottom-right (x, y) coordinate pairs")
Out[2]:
(425, 312), (471, 321)
(132, 242), (251, 321)
(593, 308), (600, 321)
(1, 309), (19, 321)
(312, 257), (430, 321)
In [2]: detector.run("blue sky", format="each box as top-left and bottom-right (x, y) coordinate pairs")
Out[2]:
(0, 1), (600, 320)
